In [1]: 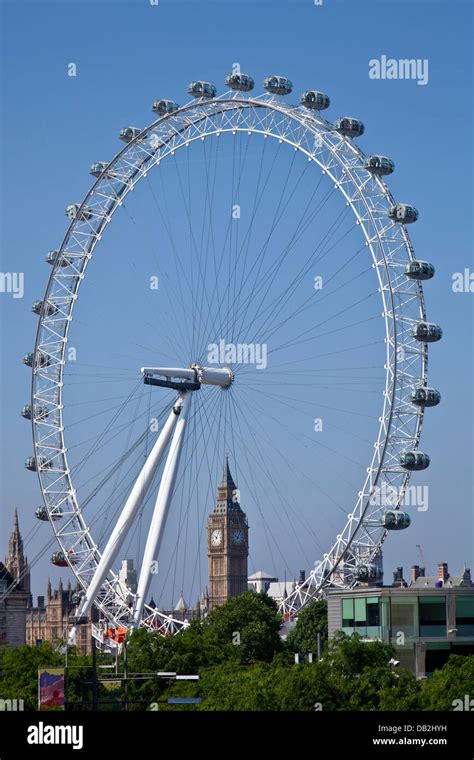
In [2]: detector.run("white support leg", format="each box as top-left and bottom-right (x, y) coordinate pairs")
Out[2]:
(68, 400), (181, 644)
(132, 392), (192, 627)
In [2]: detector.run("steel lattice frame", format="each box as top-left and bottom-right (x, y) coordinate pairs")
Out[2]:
(30, 87), (428, 634)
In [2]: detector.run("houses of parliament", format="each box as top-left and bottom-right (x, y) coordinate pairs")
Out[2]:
(0, 457), (249, 653)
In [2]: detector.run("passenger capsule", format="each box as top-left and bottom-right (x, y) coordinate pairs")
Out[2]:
(412, 322), (442, 343)
(25, 455), (51, 472)
(382, 510), (411, 530)
(35, 506), (62, 521)
(51, 550), (77, 567)
(400, 451), (430, 471)
(46, 250), (72, 267)
(411, 387), (441, 408)
(354, 563), (383, 582)
(23, 351), (50, 369)
(32, 300), (58, 317)
(90, 162), (109, 178)
(388, 203), (418, 224)
(152, 99), (179, 116)
(300, 90), (330, 110)
(405, 260), (435, 281)
(187, 81), (216, 99)
(21, 404), (49, 421)
(225, 73), (255, 92)
(263, 75), (293, 95)
(364, 155), (395, 176)
(335, 117), (365, 138)
(119, 126), (141, 143)
(66, 204), (93, 221)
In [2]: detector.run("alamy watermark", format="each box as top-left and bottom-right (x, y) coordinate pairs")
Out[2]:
(452, 695), (474, 711)
(452, 269), (474, 293)
(0, 698), (24, 711)
(27, 722), (83, 749)
(0, 272), (24, 299)
(207, 340), (268, 370)
(369, 56), (429, 86)
(369, 483), (428, 512)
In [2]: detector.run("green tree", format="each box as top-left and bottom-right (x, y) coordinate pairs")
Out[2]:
(276, 632), (421, 711)
(196, 662), (280, 711)
(0, 643), (63, 710)
(202, 591), (283, 664)
(285, 599), (328, 655)
(420, 654), (474, 711)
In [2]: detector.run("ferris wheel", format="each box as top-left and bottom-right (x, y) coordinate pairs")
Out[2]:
(23, 71), (442, 643)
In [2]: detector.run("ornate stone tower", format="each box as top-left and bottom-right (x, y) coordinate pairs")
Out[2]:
(5, 509), (30, 593)
(207, 455), (248, 609)
(0, 510), (32, 647)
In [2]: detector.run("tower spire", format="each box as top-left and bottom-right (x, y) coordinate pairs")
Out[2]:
(5, 509), (30, 593)
(215, 452), (240, 512)
(221, 451), (236, 489)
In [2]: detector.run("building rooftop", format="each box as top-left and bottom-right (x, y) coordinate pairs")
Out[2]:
(174, 594), (187, 612)
(248, 571), (278, 581)
(267, 581), (294, 600)
(328, 562), (474, 594)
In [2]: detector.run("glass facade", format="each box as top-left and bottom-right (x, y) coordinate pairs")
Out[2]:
(456, 597), (474, 637)
(342, 596), (381, 637)
(390, 596), (418, 638)
(340, 593), (454, 640)
(419, 596), (446, 637)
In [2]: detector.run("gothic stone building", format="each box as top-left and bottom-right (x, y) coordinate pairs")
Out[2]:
(0, 510), (32, 647)
(26, 578), (97, 655)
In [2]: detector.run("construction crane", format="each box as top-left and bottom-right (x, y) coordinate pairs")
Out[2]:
(416, 544), (433, 576)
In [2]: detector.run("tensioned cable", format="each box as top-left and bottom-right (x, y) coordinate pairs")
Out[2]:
(198, 129), (270, 349)
(202, 137), (283, 347)
(227, 383), (314, 565)
(230, 388), (347, 553)
(225, 390), (289, 580)
(231, 172), (336, 342)
(237, 175), (351, 345)
(234, 384), (361, 500)
(245, 221), (364, 346)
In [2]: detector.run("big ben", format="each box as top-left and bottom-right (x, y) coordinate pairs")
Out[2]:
(207, 455), (249, 609)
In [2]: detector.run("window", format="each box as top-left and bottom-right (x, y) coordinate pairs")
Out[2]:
(367, 597), (380, 625)
(456, 597), (474, 637)
(342, 598), (354, 628)
(341, 596), (381, 637)
(354, 598), (366, 626)
(419, 596), (446, 637)
(390, 597), (418, 637)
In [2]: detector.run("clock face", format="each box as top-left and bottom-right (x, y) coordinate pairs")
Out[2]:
(232, 529), (245, 546)
(211, 529), (222, 546)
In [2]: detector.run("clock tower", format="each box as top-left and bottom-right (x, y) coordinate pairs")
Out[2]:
(207, 455), (249, 609)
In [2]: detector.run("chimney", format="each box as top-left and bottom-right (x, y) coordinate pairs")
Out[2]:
(419, 567), (425, 577)
(37, 596), (45, 608)
(392, 566), (404, 586)
(411, 565), (420, 583)
(299, 570), (306, 584)
(438, 562), (449, 583)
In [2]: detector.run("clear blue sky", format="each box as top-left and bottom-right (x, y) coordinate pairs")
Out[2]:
(1, 0), (472, 604)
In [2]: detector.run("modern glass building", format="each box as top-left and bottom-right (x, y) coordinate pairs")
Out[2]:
(327, 563), (474, 676)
